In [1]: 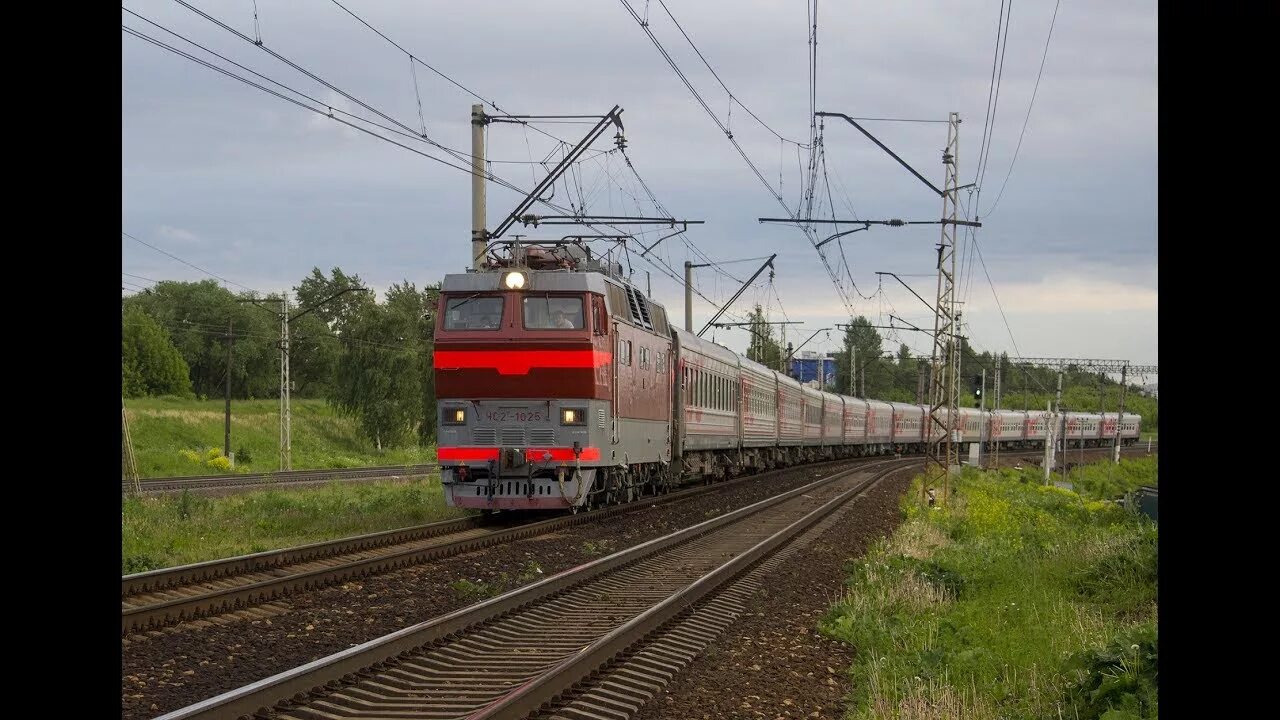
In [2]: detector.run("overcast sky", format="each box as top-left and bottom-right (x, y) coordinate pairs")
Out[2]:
(122, 0), (1157, 370)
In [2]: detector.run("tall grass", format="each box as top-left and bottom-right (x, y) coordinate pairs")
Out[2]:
(821, 461), (1157, 719)
(123, 396), (436, 477)
(121, 477), (470, 573)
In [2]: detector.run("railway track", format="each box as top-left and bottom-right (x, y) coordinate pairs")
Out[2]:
(155, 457), (915, 720)
(122, 456), (868, 635)
(129, 464), (439, 494)
(123, 445), (1154, 636)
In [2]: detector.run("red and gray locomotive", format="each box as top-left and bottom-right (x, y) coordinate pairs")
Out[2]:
(433, 244), (1141, 511)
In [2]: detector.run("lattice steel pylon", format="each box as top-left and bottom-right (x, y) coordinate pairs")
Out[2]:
(926, 112), (962, 505)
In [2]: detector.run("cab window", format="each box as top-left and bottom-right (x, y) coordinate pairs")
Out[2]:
(443, 296), (503, 330)
(523, 296), (585, 329)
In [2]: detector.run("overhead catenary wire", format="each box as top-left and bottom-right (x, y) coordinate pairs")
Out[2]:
(617, 0), (854, 316)
(121, 15), (622, 225)
(128, 4), (752, 326)
(121, 20), (482, 180)
(653, 0), (808, 148)
(255, 1), (748, 295)
(126, 6), (600, 172)
(972, 0), (1011, 200)
(122, 230), (259, 293)
(983, 0), (1062, 218)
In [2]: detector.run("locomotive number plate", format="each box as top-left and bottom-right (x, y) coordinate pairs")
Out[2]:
(486, 409), (545, 422)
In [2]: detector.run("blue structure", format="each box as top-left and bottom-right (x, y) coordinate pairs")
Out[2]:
(789, 354), (836, 387)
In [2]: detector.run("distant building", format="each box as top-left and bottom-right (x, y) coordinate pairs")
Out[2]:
(790, 351), (836, 389)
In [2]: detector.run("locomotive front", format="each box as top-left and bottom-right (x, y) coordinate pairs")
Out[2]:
(434, 266), (612, 510)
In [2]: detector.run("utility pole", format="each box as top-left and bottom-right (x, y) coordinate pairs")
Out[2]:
(849, 344), (856, 395)
(280, 293), (290, 471)
(809, 109), (974, 505)
(993, 357), (1002, 468)
(978, 369), (986, 467)
(926, 111), (962, 506)
(471, 103), (488, 270)
(224, 317), (234, 461)
(916, 360), (928, 404)
(684, 260), (693, 331)
(1054, 368), (1065, 483)
(1113, 362), (1128, 463)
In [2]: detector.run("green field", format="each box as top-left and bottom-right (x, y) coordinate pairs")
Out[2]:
(122, 477), (471, 573)
(123, 396), (436, 477)
(822, 458), (1157, 719)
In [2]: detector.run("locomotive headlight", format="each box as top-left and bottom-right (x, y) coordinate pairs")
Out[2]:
(445, 408), (466, 425)
(504, 271), (526, 290)
(560, 407), (586, 425)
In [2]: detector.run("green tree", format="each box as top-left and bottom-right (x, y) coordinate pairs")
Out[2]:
(122, 305), (194, 397)
(832, 316), (893, 397)
(295, 267), (370, 331)
(332, 282), (426, 449)
(123, 280), (279, 399)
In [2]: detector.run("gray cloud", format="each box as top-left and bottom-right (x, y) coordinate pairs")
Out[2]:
(123, 0), (1157, 365)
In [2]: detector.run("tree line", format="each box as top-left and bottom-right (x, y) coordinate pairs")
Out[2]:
(121, 268), (440, 447)
(123, 277), (1157, 446)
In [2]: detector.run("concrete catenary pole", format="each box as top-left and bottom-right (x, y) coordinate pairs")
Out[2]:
(979, 368), (986, 467)
(224, 317), (233, 460)
(849, 343), (856, 395)
(993, 357), (1002, 468)
(1113, 363), (1128, 463)
(1055, 368), (1065, 484)
(471, 103), (488, 271)
(684, 260), (693, 331)
(279, 294), (291, 471)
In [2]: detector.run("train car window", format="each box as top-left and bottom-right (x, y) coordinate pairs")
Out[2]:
(444, 296), (503, 330)
(617, 338), (632, 366)
(639, 347), (650, 370)
(523, 296), (584, 329)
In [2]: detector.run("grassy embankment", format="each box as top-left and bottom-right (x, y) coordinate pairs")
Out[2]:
(124, 396), (436, 477)
(122, 478), (471, 573)
(822, 456), (1157, 719)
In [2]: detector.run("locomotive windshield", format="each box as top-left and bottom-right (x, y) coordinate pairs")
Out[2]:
(523, 295), (584, 330)
(443, 295), (503, 330)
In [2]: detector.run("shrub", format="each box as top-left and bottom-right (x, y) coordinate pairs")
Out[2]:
(1063, 623), (1158, 719)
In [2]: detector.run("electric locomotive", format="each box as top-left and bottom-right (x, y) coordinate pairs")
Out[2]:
(434, 244), (673, 511)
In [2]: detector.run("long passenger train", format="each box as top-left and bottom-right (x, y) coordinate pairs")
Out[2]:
(433, 245), (1140, 511)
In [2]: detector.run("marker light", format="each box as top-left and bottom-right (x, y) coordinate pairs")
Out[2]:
(504, 271), (526, 290)
(561, 408), (586, 425)
(445, 408), (466, 425)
